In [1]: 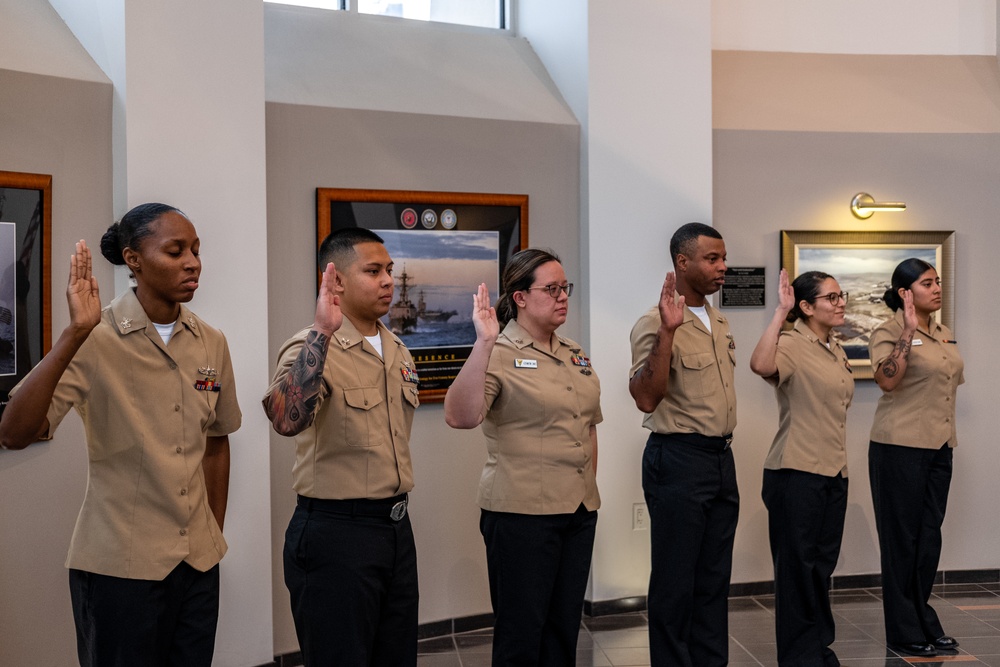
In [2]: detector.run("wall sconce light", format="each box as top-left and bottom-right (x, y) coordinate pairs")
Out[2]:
(851, 192), (906, 219)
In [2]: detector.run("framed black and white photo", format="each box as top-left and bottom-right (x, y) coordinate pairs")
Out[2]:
(0, 171), (52, 416)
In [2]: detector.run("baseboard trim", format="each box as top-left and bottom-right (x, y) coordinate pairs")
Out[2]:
(269, 568), (1000, 665)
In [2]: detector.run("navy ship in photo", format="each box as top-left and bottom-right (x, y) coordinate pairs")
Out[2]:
(389, 267), (418, 335)
(417, 290), (457, 324)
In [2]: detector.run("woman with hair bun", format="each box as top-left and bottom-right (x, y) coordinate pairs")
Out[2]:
(444, 248), (602, 666)
(749, 268), (854, 666)
(868, 258), (963, 658)
(0, 203), (242, 667)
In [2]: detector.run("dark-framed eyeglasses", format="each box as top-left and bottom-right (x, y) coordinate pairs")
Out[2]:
(525, 283), (574, 298)
(814, 291), (848, 304)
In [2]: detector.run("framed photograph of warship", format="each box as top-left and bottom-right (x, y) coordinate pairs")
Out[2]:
(0, 171), (52, 418)
(781, 230), (954, 379)
(317, 188), (528, 402)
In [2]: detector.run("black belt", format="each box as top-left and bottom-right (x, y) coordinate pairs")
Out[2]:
(649, 431), (733, 452)
(297, 494), (408, 521)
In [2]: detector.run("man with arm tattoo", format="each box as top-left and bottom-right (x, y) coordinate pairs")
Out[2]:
(627, 222), (738, 667)
(263, 228), (420, 667)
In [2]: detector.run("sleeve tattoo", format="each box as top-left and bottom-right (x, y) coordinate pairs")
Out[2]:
(881, 336), (912, 379)
(266, 330), (329, 435)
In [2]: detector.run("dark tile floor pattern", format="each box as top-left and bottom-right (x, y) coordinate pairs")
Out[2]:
(417, 583), (1000, 666)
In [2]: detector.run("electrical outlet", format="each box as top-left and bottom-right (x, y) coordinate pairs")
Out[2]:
(632, 503), (649, 531)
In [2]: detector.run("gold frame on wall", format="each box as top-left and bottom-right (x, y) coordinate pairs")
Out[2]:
(317, 187), (528, 402)
(780, 230), (955, 380)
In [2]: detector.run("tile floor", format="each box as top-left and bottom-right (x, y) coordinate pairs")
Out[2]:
(417, 583), (1000, 666)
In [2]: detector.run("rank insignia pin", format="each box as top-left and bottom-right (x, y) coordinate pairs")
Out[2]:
(120, 317), (132, 330)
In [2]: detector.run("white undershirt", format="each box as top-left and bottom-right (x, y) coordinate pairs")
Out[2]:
(153, 321), (176, 345)
(688, 305), (712, 332)
(365, 333), (383, 358)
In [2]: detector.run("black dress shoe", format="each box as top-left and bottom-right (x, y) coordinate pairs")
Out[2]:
(888, 642), (937, 657)
(933, 635), (960, 651)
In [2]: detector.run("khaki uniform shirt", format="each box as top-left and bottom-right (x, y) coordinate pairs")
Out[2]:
(479, 320), (602, 515)
(11, 288), (242, 580)
(763, 320), (854, 477)
(629, 301), (737, 436)
(869, 310), (964, 449)
(265, 318), (418, 500)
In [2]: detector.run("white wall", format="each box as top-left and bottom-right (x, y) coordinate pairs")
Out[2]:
(712, 0), (997, 55)
(46, 0), (275, 664)
(585, 3), (715, 602)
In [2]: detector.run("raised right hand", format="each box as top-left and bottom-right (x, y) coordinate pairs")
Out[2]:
(900, 289), (917, 334)
(471, 282), (499, 343)
(776, 268), (795, 315)
(657, 271), (686, 332)
(68, 240), (101, 333)
(313, 262), (343, 335)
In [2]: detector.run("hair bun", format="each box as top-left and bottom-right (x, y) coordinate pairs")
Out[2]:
(882, 287), (901, 311)
(99, 223), (126, 265)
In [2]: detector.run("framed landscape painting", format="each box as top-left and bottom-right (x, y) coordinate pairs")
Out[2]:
(780, 230), (955, 379)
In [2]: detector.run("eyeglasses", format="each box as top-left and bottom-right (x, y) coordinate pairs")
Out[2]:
(525, 283), (574, 298)
(814, 291), (849, 304)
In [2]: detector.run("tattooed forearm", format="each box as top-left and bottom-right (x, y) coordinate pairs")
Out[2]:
(881, 336), (912, 379)
(639, 333), (662, 380)
(265, 330), (330, 436)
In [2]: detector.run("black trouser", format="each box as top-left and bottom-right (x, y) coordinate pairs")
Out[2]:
(762, 468), (848, 667)
(869, 441), (952, 645)
(642, 432), (740, 667)
(480, 505), (598, 666)
(69, 562), (220, 667)
(284, 495), (419, 667)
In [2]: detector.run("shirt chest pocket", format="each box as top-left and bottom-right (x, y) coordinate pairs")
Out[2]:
(342, 386), (385, 448)
(680, 352), (715, 399)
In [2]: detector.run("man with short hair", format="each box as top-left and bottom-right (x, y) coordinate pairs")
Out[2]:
(628, 222), (738, 667)
(263, 228), (420, 667)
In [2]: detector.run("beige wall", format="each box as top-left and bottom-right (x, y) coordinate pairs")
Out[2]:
(265, 102), (581, 653)
(0, 68), (113, 666)
(714, 129), (999, 582)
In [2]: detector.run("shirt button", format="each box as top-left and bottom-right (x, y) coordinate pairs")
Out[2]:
(180, 488), (187, 496)
(577, 468), (583, 474)
(575, 442), (581, 447)
(179, 529), (187, 536)
(176, 446), (183, 454)
(168, 362), (177, 370)
(557, 361), (564, 366)
(945, 397), (950, 401)
(174, 404), (180, 412)
(566, 386), (572, 391)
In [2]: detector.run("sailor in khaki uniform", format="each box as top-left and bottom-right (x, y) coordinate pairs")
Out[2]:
(868, 259), (964, 658)
(750, 269), (854, 666)
(0, 204), (242, 667)
(628, 223), (737, 667)
(264, 228), (419, 667)
(446, 249), (601, 666)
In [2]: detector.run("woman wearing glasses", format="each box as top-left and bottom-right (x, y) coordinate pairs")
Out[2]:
(749, 269), (854, 666)
(445, 248), (601, 666)
(868, 258), (963, 658)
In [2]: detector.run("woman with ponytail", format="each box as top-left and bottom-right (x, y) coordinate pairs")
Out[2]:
(868, 258), (963, 658)
(749, 268), (854, 666)
(0, 203), (242, 666)
(445, 248), (602, 666)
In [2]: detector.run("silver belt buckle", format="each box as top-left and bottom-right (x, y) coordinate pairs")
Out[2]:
(390, 499), (407, 521)
(724, 436), (734, 450)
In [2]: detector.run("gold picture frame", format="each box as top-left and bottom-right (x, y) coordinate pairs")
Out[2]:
(780, 230), (955, 379)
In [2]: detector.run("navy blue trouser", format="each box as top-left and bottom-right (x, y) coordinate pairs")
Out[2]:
(480, 505), (598, 666)
(762, 468), (848, 667)
(642, 432), (739, 667)
(284, 497), (419, 667)
(869, 441), (952, 645)
(69, 562), (220, 667)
